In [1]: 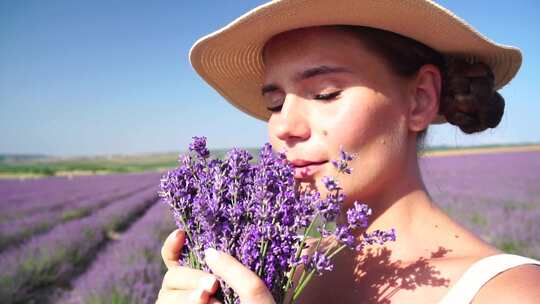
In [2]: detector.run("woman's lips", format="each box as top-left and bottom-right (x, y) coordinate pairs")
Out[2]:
(292, 160), (327, 179)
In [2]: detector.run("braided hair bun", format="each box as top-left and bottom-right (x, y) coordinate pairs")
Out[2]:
(439, 58), (505, 134)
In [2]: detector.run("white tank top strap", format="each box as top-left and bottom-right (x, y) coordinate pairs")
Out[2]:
(439, 253), (540, 304)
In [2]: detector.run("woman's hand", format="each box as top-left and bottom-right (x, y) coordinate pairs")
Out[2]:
(156, 229), (276, 304)
(156, 229), (220, 303)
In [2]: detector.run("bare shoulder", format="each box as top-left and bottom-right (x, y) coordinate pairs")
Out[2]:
(472, 263), (540, 304)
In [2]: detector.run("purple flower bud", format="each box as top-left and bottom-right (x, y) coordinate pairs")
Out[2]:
(307, 251), (334, 275)
(321, 176), (341, 191)
(361, 228), (397, 249)
(334, 225), (355, 247)
(189, 136), (210, 158)
(339, 146), (355, 162)
(331, 145), (356, 174)
(346, 201), (372, 229)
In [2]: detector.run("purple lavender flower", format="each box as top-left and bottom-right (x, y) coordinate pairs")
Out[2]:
(334, 225), (355, 247)
(357, 228), (397, 251)
(307, 251), (334, 275)
(331, 146), (356, 174)
(321, 176), (341, 191)
(188, 136), (210, 158)
(315, 192), (342, 221)
(160, 137), (394, 304)
(346, 202), (372, 229)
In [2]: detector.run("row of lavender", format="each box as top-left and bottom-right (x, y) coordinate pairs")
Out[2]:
(0, 172), (165, 304)
(0, 173), (160, 252)
(0, 172), (160, 220)
(420, 151), (540, 259)
(55, 199), (175, 304)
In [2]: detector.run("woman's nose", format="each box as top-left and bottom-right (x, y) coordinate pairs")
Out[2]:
(273, 94), (311, 142)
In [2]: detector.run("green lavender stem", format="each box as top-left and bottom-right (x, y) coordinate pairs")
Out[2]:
(284, 214), (320, 294)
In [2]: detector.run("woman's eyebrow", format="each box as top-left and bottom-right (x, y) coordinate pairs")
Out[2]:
(261, 65), (351, 96)
(295, 65), (353, 82)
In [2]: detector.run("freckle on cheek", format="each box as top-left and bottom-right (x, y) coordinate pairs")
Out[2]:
(323, 130), (328, 136)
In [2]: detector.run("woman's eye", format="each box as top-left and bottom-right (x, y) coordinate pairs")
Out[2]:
(264, 92), (285, 112)
(265, 90), (341, 112)
(314, 91), (341, 100)
(267, 104), (283, 112)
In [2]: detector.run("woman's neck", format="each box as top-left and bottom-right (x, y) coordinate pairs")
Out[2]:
(342, 150), (442, 262)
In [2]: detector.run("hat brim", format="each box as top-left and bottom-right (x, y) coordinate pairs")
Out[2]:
(189, 0), (522, 124)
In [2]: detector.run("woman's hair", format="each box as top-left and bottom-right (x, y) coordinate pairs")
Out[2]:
(328, 25), (505, 151)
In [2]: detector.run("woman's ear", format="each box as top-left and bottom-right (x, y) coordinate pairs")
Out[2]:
(407, 64), (442, 132)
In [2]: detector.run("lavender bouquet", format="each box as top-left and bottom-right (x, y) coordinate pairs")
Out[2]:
(159, 137), (395, 303)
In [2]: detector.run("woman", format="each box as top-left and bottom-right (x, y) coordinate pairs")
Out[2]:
(157, 1), (540, 303)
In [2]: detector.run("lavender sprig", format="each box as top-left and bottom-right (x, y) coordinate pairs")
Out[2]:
(159, 137), (395, 304)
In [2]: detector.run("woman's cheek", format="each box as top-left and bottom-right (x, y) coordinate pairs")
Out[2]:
(267, 117), (282, 149)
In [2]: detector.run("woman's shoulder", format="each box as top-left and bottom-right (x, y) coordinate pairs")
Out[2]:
(471, 255), (540, 304)
(437, 253), (540, 304)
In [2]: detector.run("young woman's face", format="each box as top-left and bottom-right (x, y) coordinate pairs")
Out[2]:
(262, 27), (415, 204)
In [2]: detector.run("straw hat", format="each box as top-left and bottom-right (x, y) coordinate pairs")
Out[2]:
(189, 0), (522, 124)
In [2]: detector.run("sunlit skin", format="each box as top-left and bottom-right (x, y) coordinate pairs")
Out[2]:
(262, 27), (535, 303)
(263, 27), (419, 213)
(156, 26), (540, 304)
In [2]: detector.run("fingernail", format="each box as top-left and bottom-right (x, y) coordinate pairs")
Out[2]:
(204, 248), (218, 263)
(188, 288), (205, 302)
(167, 229), (179, 240)
(199, 276), (217, 291)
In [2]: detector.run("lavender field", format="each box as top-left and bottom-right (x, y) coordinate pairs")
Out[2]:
(420, 150), (540, 259)
(0, 172), (175, 304)
(0, 150), (538, 304)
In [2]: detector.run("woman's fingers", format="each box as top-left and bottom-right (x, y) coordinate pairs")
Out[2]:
(162, 266), (218, 293)
(204, 248), (276, 304)
(159, 231), (273, 303)
(157, 267), (220, 304)
(161, 229), (185, 269)
(156, 288), (219, 304)
(158, 230), (224, 304)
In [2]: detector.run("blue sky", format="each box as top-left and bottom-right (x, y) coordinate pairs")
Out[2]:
(1, 0), (539, 156)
